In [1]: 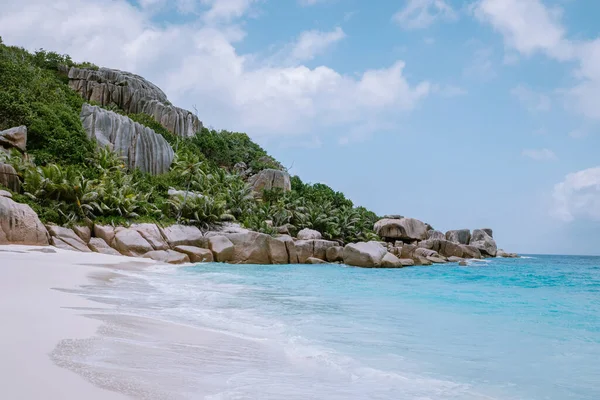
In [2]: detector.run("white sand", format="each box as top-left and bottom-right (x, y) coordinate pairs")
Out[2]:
(0, 245), (156, 400)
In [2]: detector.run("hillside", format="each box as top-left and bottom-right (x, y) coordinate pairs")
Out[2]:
(0, 38), (379, 245)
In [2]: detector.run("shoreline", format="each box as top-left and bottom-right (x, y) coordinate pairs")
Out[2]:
(0, 245), (156, 400)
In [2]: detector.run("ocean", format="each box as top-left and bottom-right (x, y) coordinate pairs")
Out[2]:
(53, 255), (600, 399)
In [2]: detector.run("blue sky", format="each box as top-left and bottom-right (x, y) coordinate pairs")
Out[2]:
(1, 0), (600, 254)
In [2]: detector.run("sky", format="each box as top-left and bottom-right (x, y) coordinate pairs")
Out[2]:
(1, 0), (600, 255)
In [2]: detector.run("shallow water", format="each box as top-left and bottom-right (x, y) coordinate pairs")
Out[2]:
(54, 256), (600, 399)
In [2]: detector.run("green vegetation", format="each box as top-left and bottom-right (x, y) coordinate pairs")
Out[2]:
(0, 38), (379, 243)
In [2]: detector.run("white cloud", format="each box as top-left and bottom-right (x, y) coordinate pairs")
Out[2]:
(568, 130), (587, 139)
(522, 148), (557, 161)
(201, 0), (259, 22)
(289, 27), (346, 62)
(434, 84), (467, 97)
(463, 47), (496, 81)
(553, 167), (600, 222)
(511, 85), (551, 112)
(0, 0), (431, 144)
(393, 0), (457, 30)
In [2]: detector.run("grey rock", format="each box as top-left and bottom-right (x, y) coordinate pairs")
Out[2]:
(482, 228), (493, 238)
(69, 67), (201, 137)
(0, 197), (49, 245)
(313, 240), (337, 261)
(131, 223), (169, 250)
(398, 258), (415, 266)
(275, 235), (298, 264)
(439, 240), (464, 258)
(73, 226), (91, 244)
(226, 231), (283, 264)
(447, 256), (464, 263)
(80, 104), (174, 175)
(427, 256), (447, 264)
(426, 230), (445, 240)
(88, 237), (121, 256)
(294, 239), (336, 263)
(248, 169), (291, 196)
(459, 261), (468, 266)
(326, 246), (344, 262)
(470, 229), (498, 257)
(46, 226), (91, 252)
(208, 235), (234, 262)
(381, 252), (404, 268)
(160, 225), (205, 248)
(114, 228), (154, 257)
(445, 229), (471, 245)
(497, 249), (518, 258)
(306, 257), (327, 264)
(143, 250), (190, 264)
(174, 246), (214, 263)
(0, 163), (20, 192)
(374, 218), (428, 242)
(413, 247), (440, 259)
(460, 245), (482, 259)
(343, 241), (387, 268)
(0, 190), (12, 198)
(297, 228), (322, 240)
(0, 126), (27, 152)
(93, 224), (115, 247)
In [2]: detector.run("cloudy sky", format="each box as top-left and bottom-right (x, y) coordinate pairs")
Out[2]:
(1, 0), (600, 255)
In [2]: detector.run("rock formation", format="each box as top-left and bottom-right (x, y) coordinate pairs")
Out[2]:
(446, 229), (471, 245)
(343, 242), (387, 268)
(68, 67), (202, 138)
(374, 217), (428, 242)
(248, 169), (291, 196)
(80, 104), (174, 175)
(0, 126), (27, 152)
(0, 163), (20, 192)
(0, 193), (49, 245)
(470, 229), (498, 257)
(297, 228), (322, 240)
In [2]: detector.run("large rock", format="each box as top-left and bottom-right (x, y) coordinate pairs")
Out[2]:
(460, 245), (482, 259)
(175, 246), (214, 263)
(306, 257), (327, 264)
(143, 250), (190, 264)
(68, 67), (202, 137)
(439, 240), (464, 258)
(275, 235), (298, 264)
(343, 241), (387, 268)
(294, 239), (337, 263)
(208, 235), (234, 262)
(160, 225), (205, 248)
(94, 224), (115, 246)
(326, 246), (344, 262)
(426, 230), (445, 240)
(374, 218), (428, 242)
(226, 231), (285, 264)
(114, 228), (154, 257)
(445, 229), (471, 245)
(381, 252), (404, 268)
(0, 126), (27, 152)
(312, 240), (338, 261)
(470, 229), (497, 257)
(131, 223), (169, 250)
(88, 237), (121, 256)
(46, 226), (91, 252)
(0, 196), (49, 245)
(0, 190), (11, 198)
(248, 169), (291, 196)
(0, 163), (20, 192)
(73, 226), (91, 244)
(497, 249), (518, 258)
(80, 104), (174, 175)
(297, 228), (322, 240)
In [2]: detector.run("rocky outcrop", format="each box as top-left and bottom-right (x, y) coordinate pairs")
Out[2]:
(208, 235), (234, 262)
(143, 250), (190, 264)
(326, 246), (344, 262)
(174, 246), (214, 263)
(46, 226), (91, 252)
(80, 104), (174, 175)
(497, 249), (518, 258)
(381, 252), (404, 268)
(88, 237), (121, 255)
(73, 226), (91, 244)
(343, 241), (387, 268)
(114, 228), (154, 257)
(470, 229), (497, 257)
(160, 225), (205, 248)
(374, 218), (428, 242)
(0, 163), (20, 192)
(226, 231), (279, 264)
(0, 196), (49, 245)
(68, 67), (202, 138)
(275, 235), (298, 264)
(131, 223), (169, 250)
(446, 229), (471, 245)
(306, 257), (327, 264)
(426, 230), (445, 240)
(248, 169), (291, 196)
(297, 228), (321, 240)
(294, 239), (337, 263)
(0, 126), (27, 152)
(460, 245), (482, 259)
(94, 225), (116, 246)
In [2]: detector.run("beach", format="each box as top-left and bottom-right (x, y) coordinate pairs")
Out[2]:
(0, 245), (155, 400)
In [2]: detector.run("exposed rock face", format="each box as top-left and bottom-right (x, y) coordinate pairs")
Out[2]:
(470, 229), (497, 257)
(306, 257), (327, 264)
(326, 246), (344, 262)
(94, 225), (115, 246)
(398, 258), (415, 266)
(80, 104), (174, 175)
(446, 229), (471, 245)
(497, 249), (518, 258)
(0, 190), (11, 198)
(131, 223), (169, 250)
(227, 231), (280, 264)
(426, 230), (445, 240)
(294, 239), (337, 263)
(381, 252), (404, 268)
(208, 236), (234, 262)
(88, 237), (121, 255)
(175, 246), (214, 263)
(275, 235), (298, 264)
(0, 126), (27, 152)
(460, 245), (482, 259)
(114, 228), (154, 257)
(68, 67), (202, 138)
(343, 241), (387, 268)
(482, 228), (493, 237)
(0, 196), (49, 245)
(160, 225), (205, 248)
(297, 228), (322, 240)
(374, 218), (428, 242)
(143, 250), (190, 264)
(73, 226), (91, 244)
(248, 169), (291, 196)
(0, 163), (20, 192)
(47, 226), (91, 252)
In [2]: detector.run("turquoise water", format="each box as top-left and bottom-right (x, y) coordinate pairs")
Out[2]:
(70, 256), (600, 399)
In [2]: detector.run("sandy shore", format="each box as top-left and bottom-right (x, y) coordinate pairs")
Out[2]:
(0, 245), (156, 400)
